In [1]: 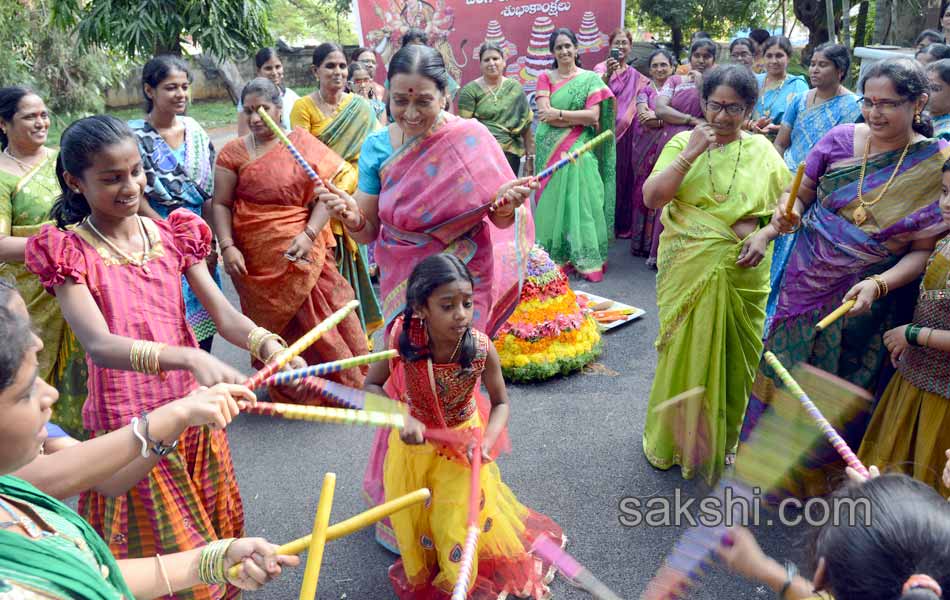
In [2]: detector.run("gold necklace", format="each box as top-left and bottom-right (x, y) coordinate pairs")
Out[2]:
(484, 77), (504, 102)
(318, 88), (342, 115)
(853, 135), (911, 226)
(3, 147), (45, 173)
(84, 216), (152, 273)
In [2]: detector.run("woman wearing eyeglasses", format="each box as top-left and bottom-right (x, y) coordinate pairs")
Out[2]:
(742, 58), (950, 499)
(641, 65), (790, 484)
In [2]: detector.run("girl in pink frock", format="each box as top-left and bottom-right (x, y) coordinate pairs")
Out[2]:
(26, 115), (303, 600)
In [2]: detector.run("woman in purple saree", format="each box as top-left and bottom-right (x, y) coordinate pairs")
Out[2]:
(593, 28), (649, 239)
(319, 44), (535, 553)
(741, 59), (950, 498)
(641, 40), (717, 266)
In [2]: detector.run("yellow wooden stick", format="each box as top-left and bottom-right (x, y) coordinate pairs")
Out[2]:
(299, 473), (336, 600)
(784, 163), (806, 216)
(816, 299), (857, 331)
(226, 488), (432, 579)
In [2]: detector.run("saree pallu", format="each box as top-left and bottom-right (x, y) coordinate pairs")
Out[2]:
(292, 94), (385, 335)
(0, 153), (88, 438)
(364, 114), (534, 553)
(130, 117), (220, 344)
(766, 94), (862, 333)
(0, 476), (134, 600)
(627, 78), (677, 255)
(593, 63), (650, 239)
(222, 129), (369, 395)
(647, 81), (703, 264)
(642, 133), (787, 485)
(79, 426), (244, 600)
(858, 236), (950, 497)
(534, 70), (616, 280)
(742, 139), (950, 499)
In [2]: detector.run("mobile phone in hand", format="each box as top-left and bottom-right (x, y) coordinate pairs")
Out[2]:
(610, 48), (621, 61)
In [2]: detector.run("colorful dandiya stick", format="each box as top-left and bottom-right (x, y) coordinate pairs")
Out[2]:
(264, 350), (397, 386)
(298, 473), (335, 600)
(642, 382), (847, 599)
(815, 299), (857, 332)
(450, 435), (483, 600)
(227, 488), (431, 580)
(531, 536), (622, 600)
(532, 130), (614, 184)
(294, 375), (409, 415)
(244, 401), (407, 428)
(244, 300), (360, 390)
(784, 163), (806, 215)
(763, 352), (870, 478)
(256, 107), (322, 185)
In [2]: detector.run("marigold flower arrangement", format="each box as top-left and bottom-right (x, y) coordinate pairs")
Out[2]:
(493, 245), (601, 381)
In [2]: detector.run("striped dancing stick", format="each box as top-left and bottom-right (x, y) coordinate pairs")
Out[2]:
(244, 401), (407, 429)
(451, 437), (483, 600)
(763, 352), (870, 479)
(256, 107), (322, 185)
(244, 300), (360, 390)
(264, 350), (397, 386)
(531, 536), (622, 600)
(533, 130), (614, 183)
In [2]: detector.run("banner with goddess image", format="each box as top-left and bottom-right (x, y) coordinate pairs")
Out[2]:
(352, 0), (625, 92)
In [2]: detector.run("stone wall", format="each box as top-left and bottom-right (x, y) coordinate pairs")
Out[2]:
(104, 45), (358, 108)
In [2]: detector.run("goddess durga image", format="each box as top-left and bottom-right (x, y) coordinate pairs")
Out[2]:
(365, 0), (468, 83)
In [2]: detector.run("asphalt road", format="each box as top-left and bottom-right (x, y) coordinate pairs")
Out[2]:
(214, 238), (816, 600)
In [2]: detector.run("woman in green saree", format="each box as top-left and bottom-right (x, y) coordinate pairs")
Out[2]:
(641, 65), (790, 483)
(458, 42), (535, 177)
(533, 28), (616, 282)
(0, 296), (298, 599)
(0, 87), (87, 437)
(291, 42), (384, 337)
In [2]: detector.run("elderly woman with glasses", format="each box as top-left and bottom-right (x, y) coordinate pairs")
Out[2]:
(641, 64), (790, 483)
(741, 58), (950, 499)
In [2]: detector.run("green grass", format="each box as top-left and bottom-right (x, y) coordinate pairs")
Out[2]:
(47, 98), (240, 145)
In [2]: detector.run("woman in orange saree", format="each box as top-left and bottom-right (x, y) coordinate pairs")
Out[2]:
(213, 78), (368, 397)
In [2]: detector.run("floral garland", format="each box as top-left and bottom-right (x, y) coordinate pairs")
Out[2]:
(493, 244), (602, 382)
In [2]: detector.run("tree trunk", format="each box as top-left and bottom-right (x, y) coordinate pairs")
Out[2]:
(853, 0), (869, 49)
(671, 25), (683, 64)
(794, 0), (831, 63)
(194, 53), (244, 105)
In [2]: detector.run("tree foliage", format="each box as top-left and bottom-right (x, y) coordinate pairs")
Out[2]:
(269, 0), (359, 45)
(1, 0), (129, 118)
(637, 0), (772, 57)
(49, 0), (272, 58)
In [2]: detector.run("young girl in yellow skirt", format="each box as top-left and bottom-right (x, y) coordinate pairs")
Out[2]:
(363, 254), (564, 600)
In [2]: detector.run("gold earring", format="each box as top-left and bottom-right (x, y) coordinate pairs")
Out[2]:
(915, 112), (922, 124)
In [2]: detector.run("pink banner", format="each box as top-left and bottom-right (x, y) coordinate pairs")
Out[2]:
(353, 0), (626, 93)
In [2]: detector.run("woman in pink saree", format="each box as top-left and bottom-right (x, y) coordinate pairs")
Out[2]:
(318, 44), (536, 553)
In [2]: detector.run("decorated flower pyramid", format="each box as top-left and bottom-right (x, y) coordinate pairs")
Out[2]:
(475, 20), (517, 60)
(507, 15), (555, 92)
(494, 245), (602, 382)
(577, 11), (608, 54)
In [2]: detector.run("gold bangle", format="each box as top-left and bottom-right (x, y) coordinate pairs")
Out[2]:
(868, 274), (888, 299)
(156, 554), (173, 596)
(923, 327), (934, 347)
(247, 327), (270, 361)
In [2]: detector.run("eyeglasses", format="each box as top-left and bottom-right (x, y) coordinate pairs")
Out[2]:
(857, 96), (910, 111)
(704, 101), (747, 116)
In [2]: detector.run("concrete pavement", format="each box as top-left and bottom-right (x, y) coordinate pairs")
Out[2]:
(216, 239), (814, 599)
